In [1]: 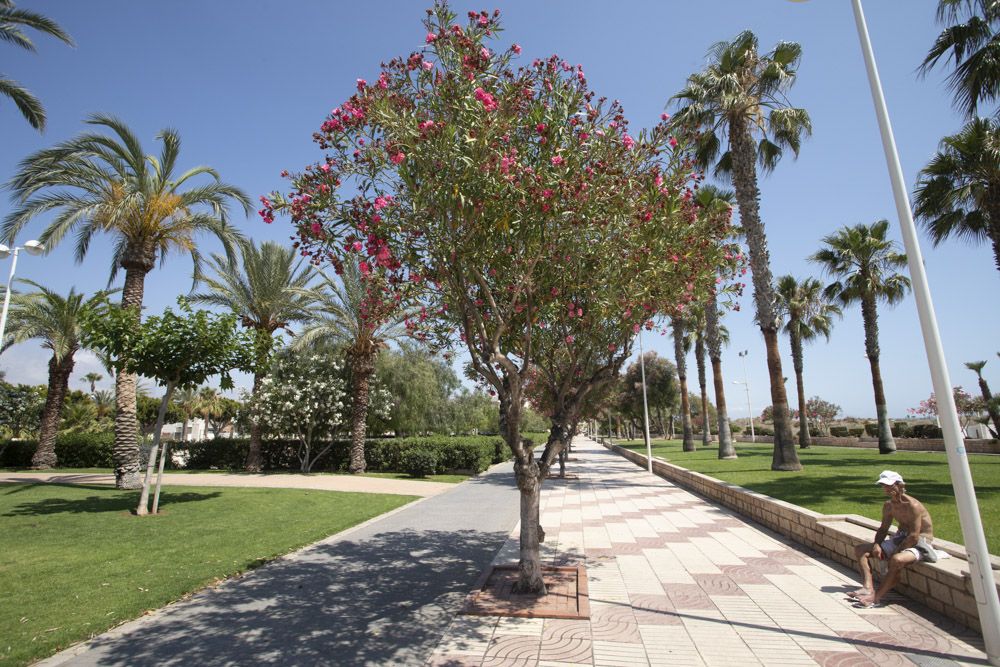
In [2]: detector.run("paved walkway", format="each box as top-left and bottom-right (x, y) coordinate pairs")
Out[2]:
(0, 470), (453, 497)
(427, 437), (989, 667)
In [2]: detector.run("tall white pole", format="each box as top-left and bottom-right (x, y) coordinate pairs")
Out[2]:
(851, 1), (1000, 658)
(0, 248), (20, 348)
(739, 350), (756, 443)
(638, 331), (653, 472)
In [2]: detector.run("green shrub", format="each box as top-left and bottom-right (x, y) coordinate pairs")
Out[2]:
(729, 424), (742, 435)
(400, 448), (437, 477)
(755, 427), (773, 436)
(829, 426), (850, 437)
(0, 439), (35, 467)
(912, 424), (943, 439)
(848, 427), (864, 437)
(863, 422), (878, 437)
(891, 422), (912, 438)
(1, 433), (115, 468)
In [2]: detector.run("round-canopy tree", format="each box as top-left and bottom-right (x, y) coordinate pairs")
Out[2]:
(265, 3), (733, 593)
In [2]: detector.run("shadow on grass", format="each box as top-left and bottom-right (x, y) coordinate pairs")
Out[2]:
(2, 485), (222, 516)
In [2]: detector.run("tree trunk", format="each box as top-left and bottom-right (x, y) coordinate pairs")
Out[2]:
(348, 346), (378, 474)
(861, 296), (896, 454)
(138, 383), (175, 516)
(696, 335), (710, 446)
(977, 376), (1000, 438)
(705, 292), (735, 459)
(114, 258), (152, 489)
(672, 320), (694, 452)
(32, 352), (76, 468)
(245, 369), (265, 472)
(728, 118), (800, 471)
(790, 331), (811, 448)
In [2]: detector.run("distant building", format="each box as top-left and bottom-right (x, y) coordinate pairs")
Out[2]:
(159, 418), (240, 442)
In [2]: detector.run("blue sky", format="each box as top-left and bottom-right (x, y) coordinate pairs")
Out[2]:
(1, 1), (996, 421)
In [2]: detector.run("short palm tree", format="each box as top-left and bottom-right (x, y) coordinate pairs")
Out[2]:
(296, 264), (411, 473)
(173, 387), (199, 442)
(190, 239), (317, 471)
(1, 280), (113, 467)
(811, 221), (910, 454)
(195, 387), (224, 434)
(670, 31), (811, 471)
(920, 0), (1000, 118)
(670, 316), (695, 452)
(966, 360), (1000, 436)
(3, 114), (250, 488)
(1, 0), (73, 131)
(82, 372), (103, 394)
(774, 275), (842, 449)
(913, 117), (1000, 277)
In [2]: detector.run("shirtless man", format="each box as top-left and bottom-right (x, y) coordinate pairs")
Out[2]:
(849, 470), (935, 608)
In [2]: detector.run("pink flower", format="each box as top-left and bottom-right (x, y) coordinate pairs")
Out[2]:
(551, 155), (563, 166)
(669, 136), (678, 148)
(536, 123), (546, 133)
(352, 241), (363, 252)
(654, 174), (663, 187)
(478, 15), (489, 26)
(474, 87), (498, 111)
(426, 32), (438, 43)
(623, 134), (635, 150)
(608, 344), (617, 352)
(373, 195), (392, 210)
(579, 132), (589, 141)
(310, 222), (322, 235)
(512, 43), (522, 54)
(565, 335), (575, 344)
(481, 47), (490, 60)
(423, 61), (434, 70)
(541, 189), (553, 199)
(357, 79), (367, 90)
(359, 261), (370, 276)
(390, 152), (405, 165)
(624, 308), (632, 317)
(661, 113), (670, 121)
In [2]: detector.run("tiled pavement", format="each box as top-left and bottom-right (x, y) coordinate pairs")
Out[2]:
(427, 437), (989, 667)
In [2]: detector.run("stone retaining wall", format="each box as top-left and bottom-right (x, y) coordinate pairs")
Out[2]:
(600, 438), (1000, 633)
(734, 435), (1000, 454)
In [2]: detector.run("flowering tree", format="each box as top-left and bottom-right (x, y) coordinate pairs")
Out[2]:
(265, 3), (732, 592)
(801, 396), (841, 435)
(909, 386), (984, 435)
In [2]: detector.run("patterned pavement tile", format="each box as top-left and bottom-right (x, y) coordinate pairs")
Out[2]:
(629, 594), (682, 626)
(742, 556), (794, 575)
(720, 563), (770, 584)
(483, 634), (541, 665)
(838, 632), (921, 667)
(807, 650), (881, 667)
(538, 634), (592, 664)
(589, 602), (642, 643)
(692, 573), (746, 596)
(426, 654), (486, 666)
(592, 640), (649, 666)
(664, 583), (717, 611)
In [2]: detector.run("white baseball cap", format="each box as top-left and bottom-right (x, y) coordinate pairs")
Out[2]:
(876, 470), (904, 486)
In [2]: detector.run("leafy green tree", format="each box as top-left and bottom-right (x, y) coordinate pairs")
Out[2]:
(811, 220), (910, 454)
(913, 117), (1000, 276)
(136, 394), (180, 440)
(0, 382), (43, 438)
(921, 0), (1000, 118)
(58, 390), (99, 434)
(190, 239), (316, 469)
(446, 389), (498, 435)
(965, 360), (1000, 436)
(775, 275), (842, 448)
(0, 0), (73, 131)
(375, 346), (457, 436)
(670, 31), (811, 471)
(2, 281), (114, 467)
(83, 299), (255, 515)
(622, 352), (679, 439)
(295, 265), (410, 473)
(4, 114), (250, 489)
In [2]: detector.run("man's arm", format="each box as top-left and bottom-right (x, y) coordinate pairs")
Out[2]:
(871, 502), (893, 555)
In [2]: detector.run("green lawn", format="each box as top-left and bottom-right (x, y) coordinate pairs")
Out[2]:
(0, 483), (416, 666)
(1, 467), (468, 483)
(618, 439), (1000, 554)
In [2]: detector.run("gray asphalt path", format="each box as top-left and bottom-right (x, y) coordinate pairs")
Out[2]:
(41, 461), (520, 667)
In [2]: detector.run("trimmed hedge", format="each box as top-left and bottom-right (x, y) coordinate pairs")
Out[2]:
(1, 433), (116, 468)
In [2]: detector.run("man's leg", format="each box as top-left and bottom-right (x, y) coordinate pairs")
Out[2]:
(857, 551), (917, 606)
(850, 542), (876, 597)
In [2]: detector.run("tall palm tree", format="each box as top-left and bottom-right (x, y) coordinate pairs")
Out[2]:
(1, 0), (73, 131)
(670, 31), (811, 471)
(82, 372), (102, 394)
(3, 114), (250, 488)
(913, 117), (1000, 276)
(190, 240), (317, 471)
(966, 360), (1000, 436)
(683, 308), (712, 447)
(2, 281), (113, 468)
(811, 221), (910, 454)
(774, 275), (842, 449)
(671, 317), (695, 452)
(296, 264), (411, 473)
(920, 0), (1000, 118)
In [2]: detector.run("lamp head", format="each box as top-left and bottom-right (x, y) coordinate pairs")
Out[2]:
(0, 244), (9, 260)
(22, 240), (45, 256)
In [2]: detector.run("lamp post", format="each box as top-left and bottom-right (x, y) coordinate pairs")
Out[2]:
(638, 330), (653, 472)
(791, 1), (1000, 660)
(733, 350), (755, 442)
(0, 240), (45, 347)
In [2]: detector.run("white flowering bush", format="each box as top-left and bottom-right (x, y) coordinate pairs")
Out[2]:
(250, 350), (347, 472)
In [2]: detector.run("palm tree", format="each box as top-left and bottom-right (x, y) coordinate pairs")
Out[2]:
(82, 372), (103, 394)
(190, 240), (317, 471)
(2, 281), (113, 468)
(195, 387), (223, 435)
(3, 114), (250, 488)
(774, 275), (842, 449)
(966, 360), (1000, 436)
(684, 308), (712, 447)
(920, 0), (1000, 118)
(173, 387), (199, 442)
(1, 0), (73, 131)
(670, 31), (811, 471)
(811, 221), (910, 454)
(93, 389), (114, 420)
(296, 264), (411, 473)
(913, 117), (1000, 276)
(671, 317), (695, 452)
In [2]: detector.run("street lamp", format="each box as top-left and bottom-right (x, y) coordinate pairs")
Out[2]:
(638, 330), (653, 472)
(791, 2), (1000, 661)
(733, 350), (755, 443)
(0, 240), (45, 347)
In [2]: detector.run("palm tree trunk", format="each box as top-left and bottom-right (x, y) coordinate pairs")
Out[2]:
(673, 320), (695, 452)
(696, 335), (710, 446)
(861, 296), (896, 454)
(728, 119), (800, 471)
(704, 291), (734, 458)
(348, 347), (378, 474)
(789, 331), (810, 448)
(977, 377), (1000, 438)
(32, 353), (75, 468)
(113, 261), (150, 489)
(245, 371), (265, 472)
